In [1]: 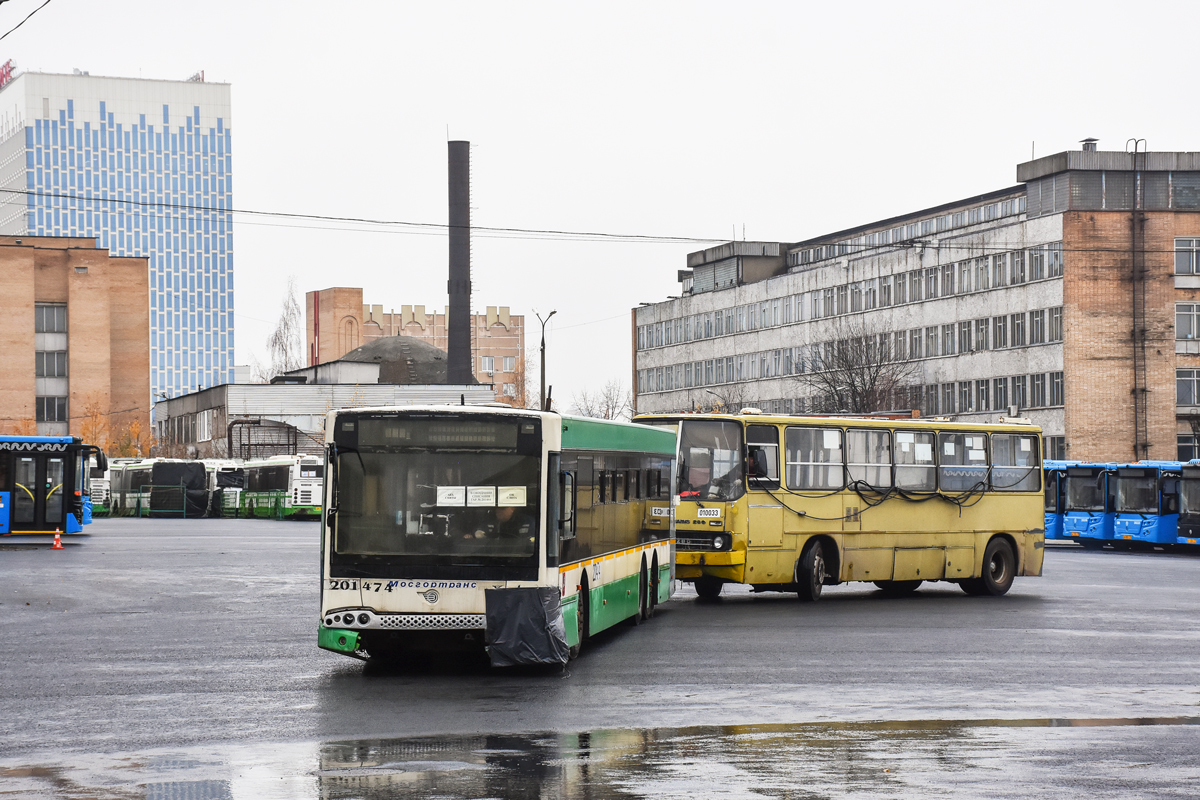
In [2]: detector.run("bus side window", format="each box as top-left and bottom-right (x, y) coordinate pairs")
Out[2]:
(560, 471), (577, 539)
(746, 425), (780, 490)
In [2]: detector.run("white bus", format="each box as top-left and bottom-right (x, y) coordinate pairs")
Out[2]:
(318, 405), (677, 666)
(241, 454), (323, 519)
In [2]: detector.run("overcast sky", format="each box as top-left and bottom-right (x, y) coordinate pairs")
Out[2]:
(4, 0), (1195, 404)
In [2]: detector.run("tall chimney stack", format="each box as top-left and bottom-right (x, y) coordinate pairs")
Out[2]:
(447, 141), (472, 384)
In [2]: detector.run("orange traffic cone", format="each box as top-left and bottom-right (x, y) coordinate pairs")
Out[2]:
(51, 528), (63, 550)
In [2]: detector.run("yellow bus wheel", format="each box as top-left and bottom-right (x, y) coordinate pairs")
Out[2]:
(962, 538), (1016, 597)
(694, 576), (723, 600)
(796, 541), (826, 602)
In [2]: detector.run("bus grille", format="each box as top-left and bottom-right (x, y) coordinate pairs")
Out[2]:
(677, 536), (720, 551)
(378, 614), (486, 630)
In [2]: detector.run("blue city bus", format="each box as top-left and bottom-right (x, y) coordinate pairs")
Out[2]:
(1061, 462), (1115, 548)
(1111, 461), (1181, 547)
(1177, 461), (1200, 547)
(0, 436), (105, 536)
(1043, 460), (1067, 541)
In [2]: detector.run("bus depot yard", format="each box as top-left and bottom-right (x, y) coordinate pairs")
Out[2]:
(3, 519), (1200, 798)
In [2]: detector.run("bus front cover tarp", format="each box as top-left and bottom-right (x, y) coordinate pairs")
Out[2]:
(484, 587), (569, 667)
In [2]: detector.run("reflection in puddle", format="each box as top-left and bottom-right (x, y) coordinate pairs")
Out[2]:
(315, 717), (1200, 800)
(3, 717), (1199, 799)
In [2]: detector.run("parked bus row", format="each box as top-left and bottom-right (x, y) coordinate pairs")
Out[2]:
(1043, 459), (1200, 549)
(96, 454), (324, 520)
(318, 406), (1046, 667)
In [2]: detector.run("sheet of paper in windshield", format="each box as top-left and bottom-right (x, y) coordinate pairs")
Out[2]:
(467, 486), (497, 507)
(436, 486), (466, 507)
(497, 486), (527, 507)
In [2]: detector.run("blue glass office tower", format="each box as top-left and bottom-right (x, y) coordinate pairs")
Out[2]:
(0, 71), (233, 403)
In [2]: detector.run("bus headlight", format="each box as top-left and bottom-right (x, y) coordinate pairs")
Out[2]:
(713, 534), (726, 550)
(357, 613), (370, 625)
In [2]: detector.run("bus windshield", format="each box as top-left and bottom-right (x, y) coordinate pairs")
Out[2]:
(1115, 474), (1157, 514)
(677, 420), (744, 502)
(334, 451), (539, 561)
(1065, 472), (1105, 512)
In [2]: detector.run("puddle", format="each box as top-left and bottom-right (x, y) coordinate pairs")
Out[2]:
(3, 717), (1200, 799)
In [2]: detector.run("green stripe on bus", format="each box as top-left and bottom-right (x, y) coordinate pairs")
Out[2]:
(560, 416), (676, 455)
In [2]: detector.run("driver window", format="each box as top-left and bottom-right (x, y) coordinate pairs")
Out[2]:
(745, 425), (780, 490)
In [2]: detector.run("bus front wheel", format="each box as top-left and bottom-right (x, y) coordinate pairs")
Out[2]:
(694, 576), (723, 600)
(796, 541), (826, 602)
(961, 538), (1016, 597)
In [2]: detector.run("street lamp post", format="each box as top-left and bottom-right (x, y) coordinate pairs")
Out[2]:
(536, 309), (557, 411)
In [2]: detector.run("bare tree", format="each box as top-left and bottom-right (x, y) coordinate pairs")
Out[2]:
(699, 382), (749, 414)
(261, 277), (304, 381)
(571, 379), (633, 421)
(796, 317), (921, 414)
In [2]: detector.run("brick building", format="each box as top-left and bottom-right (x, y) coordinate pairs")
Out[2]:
(305, 286), (526, 405)
(0, 235), (149, 439)
(633, 143), (1200, 463)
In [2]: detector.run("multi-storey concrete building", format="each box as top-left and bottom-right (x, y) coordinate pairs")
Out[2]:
(0, 70), (233, 403)
(0, 235), (149, 437)
(305, 286), (526, 404)
(634, 143), (1200, 463)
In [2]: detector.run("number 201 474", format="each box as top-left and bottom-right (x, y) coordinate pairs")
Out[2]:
(327, 580), (398, 592)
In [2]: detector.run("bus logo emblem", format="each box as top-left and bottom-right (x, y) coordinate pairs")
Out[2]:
(419, 590), (439, 604)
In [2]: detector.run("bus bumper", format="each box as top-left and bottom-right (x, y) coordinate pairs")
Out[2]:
(676, 550), (746, 583)
(318, 625), (360, 656)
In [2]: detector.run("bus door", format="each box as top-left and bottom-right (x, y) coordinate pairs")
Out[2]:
(1179, 465), (1200, 545)
(745, 425), (783, 547)
(1043, 466), (1064, 540)
(0, 453), (8, 533)
(12, 453), (66, 532)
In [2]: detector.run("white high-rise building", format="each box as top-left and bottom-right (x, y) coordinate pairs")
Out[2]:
(0, 69), (233, 404)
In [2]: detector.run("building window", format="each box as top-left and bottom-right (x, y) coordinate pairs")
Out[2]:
(480, 356), (495, 374)
(1176, 238), (1200, 274)
(1012, 375), (1027, 409)
(993, 315), (1008, 349)
(880, 276), (893, 306)
(975, 257), (989, 291)
(1030, 310), (1046, 344)
(1179, 369), (1200, 405)
(941, 263), (954, 296)
(1050, 307), (1063, 341)
(1031, 373), (1047, 407)
(637, 327), (646, 350)
(941, 383), (955, 414)
(1047, 436), (1066, 460)
(992, 253), (1007, 288)
(35, 396), (67, 422)
(959, 321), (973, 353)
(1049, 371), (1064, 406)
(1047, 243), (1063, 278)
(1178, 303), (1200, 340)
(958, 381), (973, 412)
(925, 326), (939, 358)
(925, 385), (939, 415)
(909, 271), (924, 302)
(942, 324), (956, 355)
(976, 379), (989, 411)
(975, 318), (990, 351)
(503, 356), (516, 372)
(959, 261), (972, 294)
(34, 304), (67, 333)
(925, 267), (939, 300)
(1011, 313), (1027, 346)
(35, 351), (67, 377)
(1180, 435), (1200, 461)
(994, 378), (1009, 411)
(908, 329), (921, 360)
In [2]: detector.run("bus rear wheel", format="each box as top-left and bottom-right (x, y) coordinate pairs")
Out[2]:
(796, 540), (827, 602)
(694, 576), (723, 600)
(874, 580), (922, 596)
(960, 538), (1016, 597)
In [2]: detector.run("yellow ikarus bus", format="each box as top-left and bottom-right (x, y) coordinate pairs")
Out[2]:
(634, 410), (1044, 599)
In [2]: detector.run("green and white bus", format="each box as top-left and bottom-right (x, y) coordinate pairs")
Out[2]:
(318, 405), (677, 666)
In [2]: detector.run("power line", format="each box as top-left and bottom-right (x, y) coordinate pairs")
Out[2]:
(1, 187), (723, 245)
(0, 0), (51, 42)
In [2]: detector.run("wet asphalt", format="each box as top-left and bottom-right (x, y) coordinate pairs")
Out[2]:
(2, 519), (1200, 798)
